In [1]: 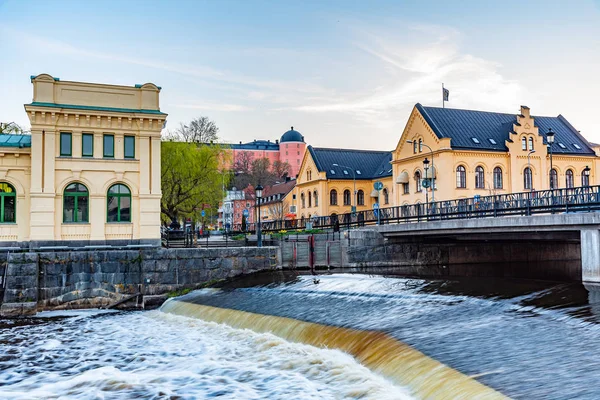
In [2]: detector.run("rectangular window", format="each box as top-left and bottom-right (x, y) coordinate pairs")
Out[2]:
(124, 136), (135, 158)
(103, 134), (114, 157)
(60, 133), (72, 156)
(82, 134), (94, 157)
(402, 183), (409, 194)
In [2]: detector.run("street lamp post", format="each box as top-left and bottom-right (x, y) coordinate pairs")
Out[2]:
(406, 140), (435, 204)
(255, 184), (263, 247)
(423, 157), (430, 209)
(527, 150), (536, 192)
(547, 128), (555, 189)
(332, 163), (356, 214)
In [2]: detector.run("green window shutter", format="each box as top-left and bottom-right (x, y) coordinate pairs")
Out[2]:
(60, 133), (72, 156)
(82, 134), (94, 157)
(0, 182), (16, 223)
(124, 136), (135, 159)
(103, 134), (114, 157)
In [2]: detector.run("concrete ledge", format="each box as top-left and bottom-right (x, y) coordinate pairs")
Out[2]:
(0, 302), (37, 317)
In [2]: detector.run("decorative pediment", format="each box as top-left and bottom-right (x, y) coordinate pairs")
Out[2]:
(30, 73), (56, 82)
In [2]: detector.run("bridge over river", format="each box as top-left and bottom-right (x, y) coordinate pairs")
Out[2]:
(257, 185), (600, 284)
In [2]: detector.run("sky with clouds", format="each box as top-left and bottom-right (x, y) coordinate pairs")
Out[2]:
(1, 0), (599, 150)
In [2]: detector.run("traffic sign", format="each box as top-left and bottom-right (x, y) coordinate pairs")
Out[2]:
(373, 203), (379, 210)
(374, 181), (383, 191)
(201, 210), (206, 217)
(243, 209), (249, 218)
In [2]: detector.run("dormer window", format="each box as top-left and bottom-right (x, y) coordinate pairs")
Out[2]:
(488, 138), (497, 145)
(343, 170), (348, 175)
(356, 170), (361, 175)
(573, 144), (582, 150)
(471, 137), (480, 144)
(558, 143), (566, 149)
(330, 169), (335, 175)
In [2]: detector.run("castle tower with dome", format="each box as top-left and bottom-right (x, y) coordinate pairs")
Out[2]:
(228, 126), (307, 177)
(278, 127), (306, 177)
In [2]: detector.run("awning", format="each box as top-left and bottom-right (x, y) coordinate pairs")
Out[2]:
(396, 171), (409, 184)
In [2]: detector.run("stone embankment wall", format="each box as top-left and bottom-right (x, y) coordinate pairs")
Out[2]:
(0, 247), (279, 317)
(344, 230), (581, 281)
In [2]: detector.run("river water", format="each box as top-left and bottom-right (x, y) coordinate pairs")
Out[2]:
(2, 271), (600, 399)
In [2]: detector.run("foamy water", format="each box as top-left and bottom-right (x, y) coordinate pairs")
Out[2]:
(0, 310), (413, 399)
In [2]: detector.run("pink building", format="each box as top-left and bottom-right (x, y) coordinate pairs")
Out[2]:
(228, 127), (307, 178)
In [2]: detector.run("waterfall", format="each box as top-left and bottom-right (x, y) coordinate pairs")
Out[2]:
(161, 299), (506, 400)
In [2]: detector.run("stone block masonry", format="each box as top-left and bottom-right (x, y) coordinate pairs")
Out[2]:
(0, 247), (279, 317)
(343, 229), (582, 282)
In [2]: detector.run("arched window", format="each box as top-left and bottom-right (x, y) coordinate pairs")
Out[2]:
(314, 191), (318, 207)
(63, 182), (89, 223)
(343, 189), (351, 206)
(413, 141), (417, 154)
(0, 183), (16, 223)
(107, 184), (131, 222)
(383, 188), (389, 204)
(330, 189), (337, 206)
(566, 169), (574, 188)
(550, 169), (558, 189)
(475, 166), (485, 189)
(308, 191), (312, 208)
(357, 190), (365, 205)
(528, 137), (534, 151)
(493, 167), (503, 189)
(524, 167), (533, 190)
(415, 170), (422, 192)
(456, 165), (466, 188)
(582, 167), (590, 187)
(521, 137), (527, 151)
(418, 138), (423, 153)
(301, 192), (305, 208)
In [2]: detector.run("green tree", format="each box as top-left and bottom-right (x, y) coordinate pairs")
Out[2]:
(0, 122), (27, 134)
(161, 140), (229, 224)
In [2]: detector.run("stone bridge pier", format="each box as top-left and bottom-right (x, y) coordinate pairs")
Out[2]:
(344, 213), (600, 283)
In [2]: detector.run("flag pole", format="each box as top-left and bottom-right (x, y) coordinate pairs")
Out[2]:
(442, 83), (445, 108)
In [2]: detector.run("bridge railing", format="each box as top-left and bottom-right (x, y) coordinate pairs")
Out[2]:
(238, 185), (600, 233)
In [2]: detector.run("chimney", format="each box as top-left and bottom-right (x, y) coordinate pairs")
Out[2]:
(275, 139), (279, 144)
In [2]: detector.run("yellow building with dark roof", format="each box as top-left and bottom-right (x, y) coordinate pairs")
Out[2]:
(393, 104), (599, 206)
(294, 146), (393, 220)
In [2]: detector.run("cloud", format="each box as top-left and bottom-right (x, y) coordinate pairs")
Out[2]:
(282, 23), (523, 130)
(169, 103), (253, 112)
(1, 27), (330, 97)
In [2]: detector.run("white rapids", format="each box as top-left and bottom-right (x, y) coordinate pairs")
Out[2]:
(0, 310), (413, 399)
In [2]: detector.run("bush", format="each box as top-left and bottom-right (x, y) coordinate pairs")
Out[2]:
(231, 234), (246, 240)
(303, 228), (324, 234)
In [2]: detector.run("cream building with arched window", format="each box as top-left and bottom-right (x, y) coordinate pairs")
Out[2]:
(0, 74), (165, 247)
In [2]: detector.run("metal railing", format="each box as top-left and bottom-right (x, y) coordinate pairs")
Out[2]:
(236, 185), (600, 233)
